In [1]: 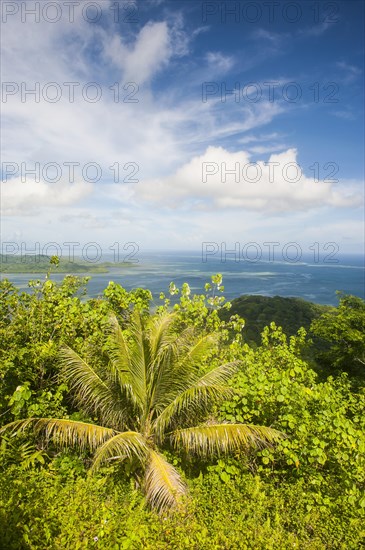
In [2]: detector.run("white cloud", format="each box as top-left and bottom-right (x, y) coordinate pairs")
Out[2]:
(238, 133), (282, 145)
(336, 61), (362, 76)
(297, 22), (332, 38)
(248, 144), (288, 154)
(332, 110), (355, 121)
(205, 52), (234, 73)
(336, 61), (362, 84)
(103, 22), (171, 84)
(136, 147), (362, 212)
(1, 3), (362, 252)
(2, 7), (282, 178)
(1, 177), (93, 216)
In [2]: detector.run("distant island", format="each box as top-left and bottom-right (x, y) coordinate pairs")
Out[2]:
(0, 254), (133, 274)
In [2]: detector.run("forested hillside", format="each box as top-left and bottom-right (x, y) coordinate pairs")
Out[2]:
(219, 294), (331, 345)
(0, 254), (131, 274)
(0, 268), (364, 549)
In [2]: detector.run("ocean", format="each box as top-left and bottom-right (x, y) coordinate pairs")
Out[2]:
(1, 250), (364, 307)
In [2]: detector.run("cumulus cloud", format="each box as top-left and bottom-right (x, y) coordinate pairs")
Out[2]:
(136, 147), (362, 212)
(0, 177), (93, 216)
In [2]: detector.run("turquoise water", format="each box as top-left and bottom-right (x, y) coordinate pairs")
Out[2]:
(1, 251), (364, 306)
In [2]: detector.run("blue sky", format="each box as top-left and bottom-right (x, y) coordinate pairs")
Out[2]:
(1, 0), (364, 255)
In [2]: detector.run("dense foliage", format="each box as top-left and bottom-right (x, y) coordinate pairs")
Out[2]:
(311, 293), (365, 377)
(0, 268), (364, 548)
(219, 294), (330, 345)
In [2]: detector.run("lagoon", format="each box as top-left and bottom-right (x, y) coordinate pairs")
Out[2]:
(1, 250), (364, 306)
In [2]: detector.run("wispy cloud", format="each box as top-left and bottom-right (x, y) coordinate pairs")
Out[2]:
(297, 21), (333, 38)
(332, 110), (355, 121)
(205, 52), (235, 73)
(336, 60), (362, 83)
(1, 1), (363, 251)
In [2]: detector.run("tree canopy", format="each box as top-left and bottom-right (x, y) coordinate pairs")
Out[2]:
(0, 268), (364, 547)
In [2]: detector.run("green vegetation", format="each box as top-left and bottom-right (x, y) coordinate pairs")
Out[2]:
(220, 294), (331, 346)
(2, 310), (282, 513)
(311, 294), (365, 376)
(0, 254), (132, 273)
(0, 264), (364, 548)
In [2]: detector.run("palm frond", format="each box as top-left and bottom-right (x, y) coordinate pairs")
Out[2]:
(107, 314), (133, 382)
(150, 332), (219, 412)
(59, 346), (127, 428)
(153, 362), (240, 439)
(145, 313), (186, 416)
(0, 418), (115, 451)
(174, 331), (219, 373)
(108, 311), (147, 395)
(107, 314), (141, 410)
(148, 311), (177, 361)
(144, 449), (186, 513)
(91, 431), (148, 472)
(197, 361), (241, 386)
(170, 423), (284, 457)
(154, 385), (235, 441)
(125, 310), (149, 409)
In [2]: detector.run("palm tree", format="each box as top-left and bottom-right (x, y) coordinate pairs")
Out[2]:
(1, 310), (283, 512)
